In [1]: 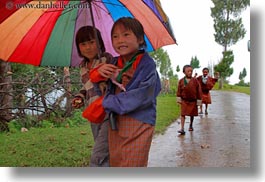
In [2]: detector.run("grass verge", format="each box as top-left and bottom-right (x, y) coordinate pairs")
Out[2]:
(214, 83), (250, 95)
(0, 95), (179, 167)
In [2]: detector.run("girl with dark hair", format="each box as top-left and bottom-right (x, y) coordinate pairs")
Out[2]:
(72, 26), (113, 167)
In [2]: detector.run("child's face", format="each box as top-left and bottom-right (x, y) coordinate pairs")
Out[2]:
(203, 69), (209, 77)
(79, 39), (98, 60)
(111, 24), (143, 61)
(184, 67), (193, 78)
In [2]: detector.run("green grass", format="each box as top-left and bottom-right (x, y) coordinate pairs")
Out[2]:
(0, 86), (251, 167)
(0, 125), (94, 167)
(0, 95), (180, 167)
(213, 83), (250, 95)
(155, 95), (180, 134)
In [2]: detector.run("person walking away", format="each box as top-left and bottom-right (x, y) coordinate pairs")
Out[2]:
(71, 26), (112, 167)
(177, 65), (202, 135)
(90, 17), (161, 167)
(197, 67), (219, 115)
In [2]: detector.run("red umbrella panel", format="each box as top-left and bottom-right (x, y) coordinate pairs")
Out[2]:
(0, 0), (176, 67)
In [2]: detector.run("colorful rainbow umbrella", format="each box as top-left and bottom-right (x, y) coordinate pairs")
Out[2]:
(0, 0), (176, 67)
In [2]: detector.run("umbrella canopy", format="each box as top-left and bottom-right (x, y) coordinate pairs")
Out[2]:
(0, 0), (176, 67)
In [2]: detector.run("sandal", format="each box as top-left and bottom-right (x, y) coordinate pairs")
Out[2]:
(205, 110), (208, 115)
(189, 127), (194, 131)
(178, 129), (185, 135)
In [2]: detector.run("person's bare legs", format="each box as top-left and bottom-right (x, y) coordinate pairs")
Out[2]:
(178, 115), (186, 135)
(189, 116), (194, 131)
(205, 104), (208, 115)
(199, 105), (203, 114)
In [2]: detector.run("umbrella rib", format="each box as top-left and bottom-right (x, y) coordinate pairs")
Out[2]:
(92, 2), (111, 15)
(75, 1), (89, 20)
(94, 0), (123, 7)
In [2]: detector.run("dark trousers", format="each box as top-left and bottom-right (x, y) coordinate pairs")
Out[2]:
(89, 120), (109, 167)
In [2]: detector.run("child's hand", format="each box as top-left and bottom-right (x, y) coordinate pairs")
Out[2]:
(99, 82), (107, 95)
(176, 97), (182, 104)
(214, 72), (220, 78)
(72, 97), (84, 109)
(98, 63), (118, 78)
(110, 69), (126, 92)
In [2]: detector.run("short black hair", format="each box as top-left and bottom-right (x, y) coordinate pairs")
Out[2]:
(202, 67), (209, 72)
(111, 17), (147, 49)
(183, 64), (192, 73)
(75, 26), (105, 57)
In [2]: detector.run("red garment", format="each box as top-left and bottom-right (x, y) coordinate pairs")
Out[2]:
(116, 53), (143, 70)
(201, 92), (212, 104)
(89, 54), (143, 83)
(177, 77), (202, 116)
(89, 66), (107, 83)
(197, 76), (218, 104)
(197, 76), (218, 93)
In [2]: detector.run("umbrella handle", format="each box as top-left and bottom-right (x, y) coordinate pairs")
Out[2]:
(109, 112), (118, 130)
(88, 1), (102, 58)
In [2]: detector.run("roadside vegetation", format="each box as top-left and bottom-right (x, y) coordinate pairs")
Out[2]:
(0, 95), (180, 167)
(0, 84), (250, 167)
(214, 83), (250, 95)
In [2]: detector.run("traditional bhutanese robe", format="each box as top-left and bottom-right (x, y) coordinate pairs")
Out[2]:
(197, 76), (218, 104)
(177, 77), (202, 116)
(101, 52), (161, 167)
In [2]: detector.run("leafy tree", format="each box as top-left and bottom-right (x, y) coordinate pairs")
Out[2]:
(211, 0), (250, 51)
(190, 56), (200, 69)
(150, 48), (172, 79)
(168, 73), (179, 94)
(211, 0), (249, 88)
(149, 48), (165, 68)
(214, 51), (234, 88)
(159, 57), (172, 80)
(150, 48), (178, 94)
(190, 56), (200, 76)
(239, 72), (243, 80)
(241, 67), (247, 79)
(176, 65), (180, 73)
(238, 67), (247, 86)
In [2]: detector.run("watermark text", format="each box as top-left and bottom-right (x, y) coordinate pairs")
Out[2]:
(5, 1), (90, 10)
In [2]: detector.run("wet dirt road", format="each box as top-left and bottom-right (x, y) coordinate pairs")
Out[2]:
(148, 91), (250, 167)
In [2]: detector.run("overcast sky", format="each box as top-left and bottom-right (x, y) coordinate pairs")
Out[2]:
(160, 0), (250, 84)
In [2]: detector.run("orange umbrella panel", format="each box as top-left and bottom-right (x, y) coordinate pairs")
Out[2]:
(0, 0), (176, 67)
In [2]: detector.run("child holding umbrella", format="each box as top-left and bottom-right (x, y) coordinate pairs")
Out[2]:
(90, 17), (161, 167)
